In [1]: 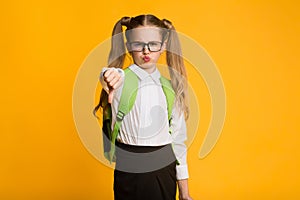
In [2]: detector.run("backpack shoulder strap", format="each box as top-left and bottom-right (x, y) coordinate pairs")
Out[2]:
(108, 67), (139, 162)
(160, 76), (180, 165)
(160, 76), (175, 122)
(117, 68), (139, 119)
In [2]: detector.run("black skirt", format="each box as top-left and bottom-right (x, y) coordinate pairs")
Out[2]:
(113, 141), (177, 200)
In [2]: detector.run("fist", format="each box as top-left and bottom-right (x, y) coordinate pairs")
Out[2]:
(103, 68), (123, 103)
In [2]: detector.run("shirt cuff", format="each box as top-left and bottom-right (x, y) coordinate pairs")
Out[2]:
(176, 164), (189, 180)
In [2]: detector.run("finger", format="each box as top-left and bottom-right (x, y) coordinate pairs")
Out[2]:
(104, 70), (120, 83)
(108, 75), (121, 88)
(113, 77), (123, 89)
(103, 68), (113, 78)
(108, 89), (114, 104)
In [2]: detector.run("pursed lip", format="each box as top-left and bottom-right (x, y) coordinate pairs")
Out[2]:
(143, 56), (150, 62)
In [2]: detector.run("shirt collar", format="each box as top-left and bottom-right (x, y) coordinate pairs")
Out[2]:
(129, 64), (161, 84)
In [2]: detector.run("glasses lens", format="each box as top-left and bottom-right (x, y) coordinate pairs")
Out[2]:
(131, 42), (144, 51)
(148, 42), (162, 52)
(130, 42), (162, 52)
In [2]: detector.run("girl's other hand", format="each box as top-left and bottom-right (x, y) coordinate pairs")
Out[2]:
(103, 68), (122, 103)
(178, 179), (193, 200)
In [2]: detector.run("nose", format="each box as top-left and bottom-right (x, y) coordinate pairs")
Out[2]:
(142, 44), (150, 54)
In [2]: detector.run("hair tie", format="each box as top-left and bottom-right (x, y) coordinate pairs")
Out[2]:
(162, 19), (173, 30)
(120, 16), (131, 27)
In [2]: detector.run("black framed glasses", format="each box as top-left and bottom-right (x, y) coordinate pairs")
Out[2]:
(129, 41), (163, 52)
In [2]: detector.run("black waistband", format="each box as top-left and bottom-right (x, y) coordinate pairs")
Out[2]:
(115, 141), (177, 173)
(116, 141), (168, 153)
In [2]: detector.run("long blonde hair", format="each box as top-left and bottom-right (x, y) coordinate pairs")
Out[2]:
(94, 14), (189, 120)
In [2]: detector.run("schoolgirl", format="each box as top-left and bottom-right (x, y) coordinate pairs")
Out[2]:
(94, 14), (193, 200)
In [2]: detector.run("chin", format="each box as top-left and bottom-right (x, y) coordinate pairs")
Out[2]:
(140, 62), (155, 67)
(138, 62), (156, 72)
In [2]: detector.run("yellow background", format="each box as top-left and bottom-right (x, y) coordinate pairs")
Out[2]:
(1, 0), (299, 199)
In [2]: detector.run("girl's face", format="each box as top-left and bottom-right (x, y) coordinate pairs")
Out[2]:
(126, 26), (166, 73)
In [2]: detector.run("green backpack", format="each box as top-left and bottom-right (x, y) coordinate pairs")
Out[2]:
(102, 67), (175, 163)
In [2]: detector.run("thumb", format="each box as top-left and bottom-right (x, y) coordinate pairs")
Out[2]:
(108, 89), (115, 104)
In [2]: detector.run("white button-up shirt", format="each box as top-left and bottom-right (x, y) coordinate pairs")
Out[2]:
(100, 64), (189, 180)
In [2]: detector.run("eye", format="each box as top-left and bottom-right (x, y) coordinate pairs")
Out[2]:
(131, 42), (144, 47)
(149, 42), (160, 47)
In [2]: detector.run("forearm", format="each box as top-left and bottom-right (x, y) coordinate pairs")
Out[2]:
(172, 111), (189, 180)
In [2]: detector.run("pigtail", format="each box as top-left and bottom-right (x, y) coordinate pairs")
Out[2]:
(107, 16), (131, 68)
(93, 17), (131, 118)
(162, 19), (190, 120)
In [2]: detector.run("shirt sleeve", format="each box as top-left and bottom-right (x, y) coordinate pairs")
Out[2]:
(99, 67), (125, 97)
(171, 106), (189, 180)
